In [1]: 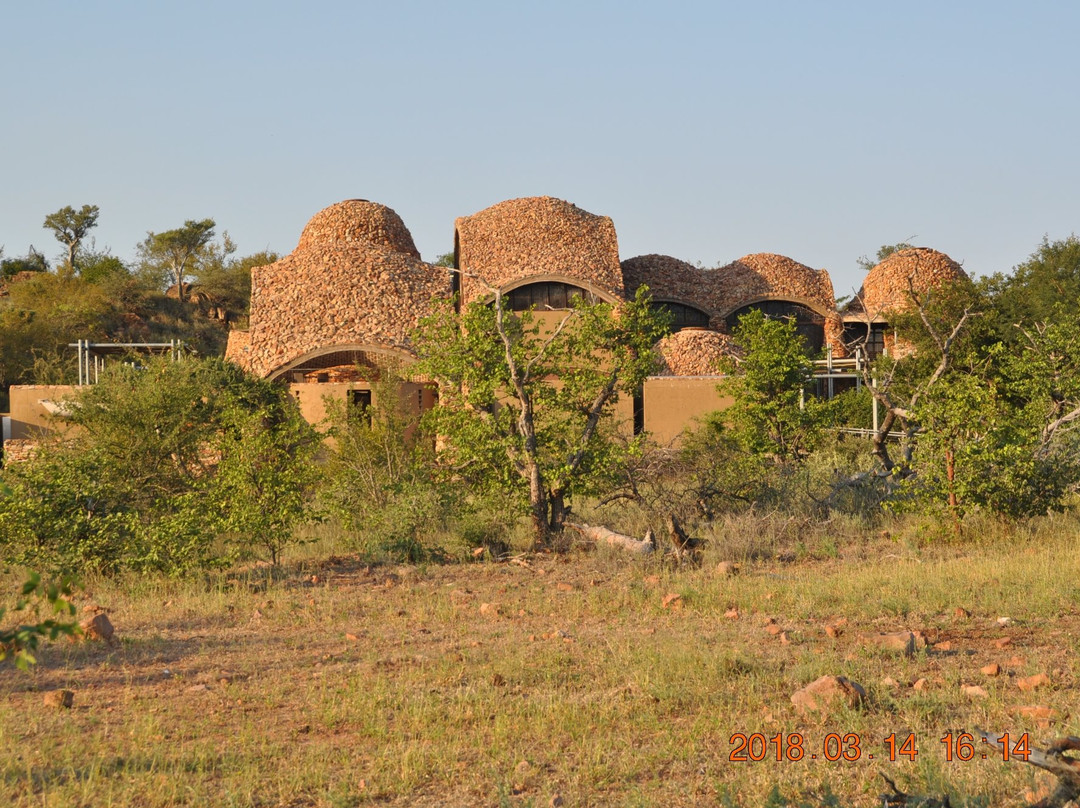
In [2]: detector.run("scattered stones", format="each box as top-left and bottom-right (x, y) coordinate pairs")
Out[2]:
(479, 602), (500, 617)
(550, 794), (564, 808)
(723, 607), (740, 620)
(980, 663), (1001, 677)
(80, 612), (115, 643)
(997, 616), (1013, 627)
(880, 677), (901, 689)
(513, 759), (534, 791)
(863, 631), (916, 656)
(345, 632), (361, 642)
(913, 678), (930, 691)
(661, 592), (683, 610)
(186, 684), (210, 693)
(790, 675), (866, 716)
(715, 561), (738, 577)
(994, 637), (1012, 649)
(953, 607), (971, 618)
(824, 624), (841, 639)
(1016, 674), (1050, 692)
(1014, 705), (1061, 728)
(933, 641), (952, 652)
(961, 685), (988, 699)
(43, 690), (74, 709)
(556, 583), (574, 593)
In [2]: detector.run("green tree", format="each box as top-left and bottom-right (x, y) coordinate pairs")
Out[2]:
(856, 241), (916, 272)
(1, 246), (49, 279)
(320, 378), (451, 560)
(414, 286), (669, 546)
(0, 357), (318, 573)
(43, 204), (99, 278)
(985, 235), (1080, 342)
(137, 218), (216, 303)
(0, 570), (79, 670)
(718, 309), (829, 464)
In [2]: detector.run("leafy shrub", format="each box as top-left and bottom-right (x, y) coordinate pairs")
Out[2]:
(0, 357), (319, 573)
(0, 570), (78, 670)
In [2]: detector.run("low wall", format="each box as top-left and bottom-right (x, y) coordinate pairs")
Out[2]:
(643, 376), (733, 445)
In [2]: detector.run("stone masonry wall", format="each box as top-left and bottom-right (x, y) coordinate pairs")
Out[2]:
(235, 201), (451, 379)
(455, 197), (624, 305)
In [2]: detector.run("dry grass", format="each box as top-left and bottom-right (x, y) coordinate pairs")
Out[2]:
(3, 525), (1080, 807)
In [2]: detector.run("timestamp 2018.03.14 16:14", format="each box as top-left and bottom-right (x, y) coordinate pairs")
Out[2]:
(728, 732), (1031, 763)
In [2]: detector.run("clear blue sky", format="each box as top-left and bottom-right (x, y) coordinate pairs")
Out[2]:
(2, 1), (1077, 298)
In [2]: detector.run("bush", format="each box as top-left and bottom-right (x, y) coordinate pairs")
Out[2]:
(0, 357), (319, 574)
(318, 382), (453, 562)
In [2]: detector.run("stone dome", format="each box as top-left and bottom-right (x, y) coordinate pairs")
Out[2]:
(296, 199), (420, 258)
(858, 247), (968, 316)
(454, 196), (623, 304)
(654, 329), (740, 376)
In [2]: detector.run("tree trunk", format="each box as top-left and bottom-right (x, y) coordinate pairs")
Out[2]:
(528, 462), (549, 547)
(548, 492), (568, 533)
(945, 447), (961, 538)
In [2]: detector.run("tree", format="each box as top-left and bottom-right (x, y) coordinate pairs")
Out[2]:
(985, 235), (1080, 342)
(856, 241), (916, 272)
(1, 246), (49, 279)
(414, 285), (669, 546)
(0, 570), (79, 670)
(718, 309), (829, 464)
(43, 204), (99, 278)
(137, 219), (216, 303)
(0, 357), (319, 573)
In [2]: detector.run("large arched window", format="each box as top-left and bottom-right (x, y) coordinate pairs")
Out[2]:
(505, 281), (593, 311)
(650, 301), (711, 331)
(725, 300), (826, 353)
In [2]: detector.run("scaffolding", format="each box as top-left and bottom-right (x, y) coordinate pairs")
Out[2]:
(69, 340), (184, 385)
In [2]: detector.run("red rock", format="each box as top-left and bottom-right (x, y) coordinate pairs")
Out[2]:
(80, 612), (115, 643)
(980, 663), (1000, 677)
(790, 675), (866, 716)
(1017, 674), (1050, 692)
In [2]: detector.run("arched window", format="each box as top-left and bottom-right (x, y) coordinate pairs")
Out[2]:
(650, 301), (711, 331)
(505, 282), (593, 311)
(725, 300), (825, 353)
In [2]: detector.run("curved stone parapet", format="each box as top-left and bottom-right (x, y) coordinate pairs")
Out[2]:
(854, 247), (968, 318)
(653, 329), (740, 376)
(455, 196), (623, 305)
(295, 199), (420, 257)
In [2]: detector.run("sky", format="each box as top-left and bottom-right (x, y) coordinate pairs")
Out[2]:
(2, 1), (1078, 299)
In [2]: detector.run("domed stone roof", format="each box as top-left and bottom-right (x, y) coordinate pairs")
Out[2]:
(455, 196), (623, 303)
(653, 329), (740, 376)
(856, 247), (968, 316)
(716, 253), (836, 316)
(296, 199), (420, 258)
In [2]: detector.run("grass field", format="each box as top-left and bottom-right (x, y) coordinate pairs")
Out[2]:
(3, 522), (1079, 807)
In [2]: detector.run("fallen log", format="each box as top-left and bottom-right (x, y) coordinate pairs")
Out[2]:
(978, 729), (1080, 807)
(566, 523), (655, 555)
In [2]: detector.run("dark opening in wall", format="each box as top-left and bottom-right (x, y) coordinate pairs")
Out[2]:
(843, 322), (889, 359)
(349, 389), (372, 425)
(725, 300), (825, 354)
(505, 281), (593, 311)
(650, 301), (710, 331)
(633, 391), (645, 436)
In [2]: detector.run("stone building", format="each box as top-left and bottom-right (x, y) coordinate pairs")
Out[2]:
(841, 247), (970, 359)
(220, 196), (969, 443)
(0, 197), (970, 462)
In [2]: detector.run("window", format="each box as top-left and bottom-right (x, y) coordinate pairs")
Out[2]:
(505, 282), (592, 311)
(650, 301), (710, 331)
(349, 389), (372, 425)
(725, 301), (825, 354)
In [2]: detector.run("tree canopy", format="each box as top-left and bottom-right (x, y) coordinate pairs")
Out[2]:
(42, 204), (100, 278)
(414, 286), (669, 545)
